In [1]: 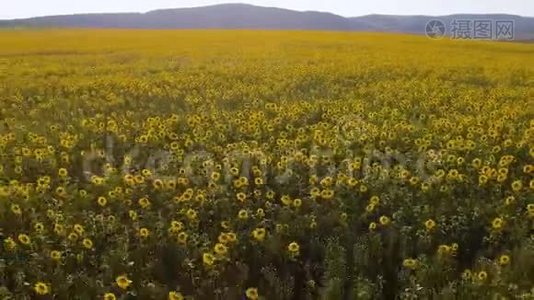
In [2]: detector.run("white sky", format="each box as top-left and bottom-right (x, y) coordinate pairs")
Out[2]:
(1, 0), (533, 19)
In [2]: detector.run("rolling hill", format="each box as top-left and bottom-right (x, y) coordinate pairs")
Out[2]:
(1, 3), (533, 39)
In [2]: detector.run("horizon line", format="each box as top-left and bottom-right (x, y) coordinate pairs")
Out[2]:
(1, 3), (533, 21)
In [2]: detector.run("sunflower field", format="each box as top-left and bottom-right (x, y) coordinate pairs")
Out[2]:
(0, 30), (533, 299)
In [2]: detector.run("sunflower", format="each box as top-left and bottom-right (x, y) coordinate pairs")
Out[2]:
(97, 196), (107, 207)
(379, 216), (391, 226)
(73, 224), (85, 235)
(58, 168), (68, 177)
(402, 258), (417, 270)
(115, 275), (132, 290)
(138, 197), (151, 209)
(17, 234), (31, 245)
(138, 228), (150, 239)
(252, 228), (266, 242)
(177, 232), (188, 244)
(245, 287), (259, 300)
(4, 237), (16, 251)
(287, 241), (300, 254)
(203, 252), (216, 266)
(168, 291), (184, 300)
(238, 209), (249, 220)
(491, 217), (504, 230)
(498, 254), (511, 266)
(511, 180), (523, 192)
(34, 282), (50, 295)
(424, 219), (436, 231)
(10, 204), (22, 215)
(236, 192), (247, 202)
(82, 238), (94, 249)
(50, 250), (62, 261)
(214, 243), (228, 256)
(103, 293), (116, 300)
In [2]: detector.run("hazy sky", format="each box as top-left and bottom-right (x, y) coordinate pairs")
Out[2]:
(2, 0), (533, 19)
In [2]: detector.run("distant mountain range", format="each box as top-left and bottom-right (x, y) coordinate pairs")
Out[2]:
(1, 3), (533, 39)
